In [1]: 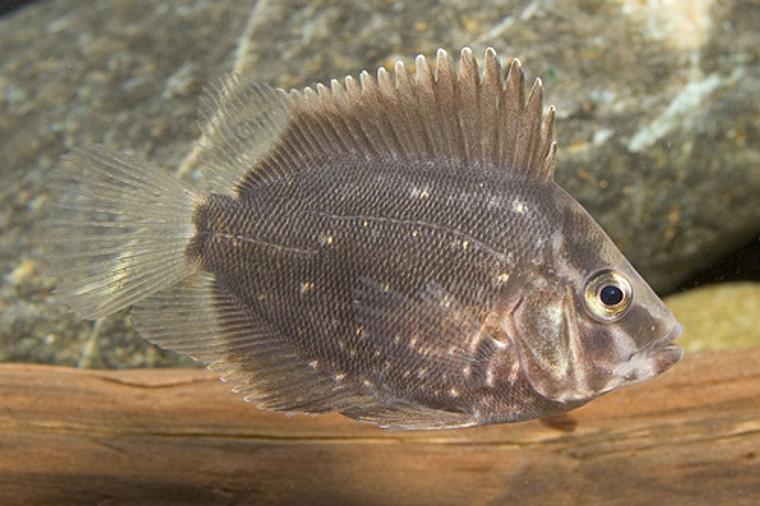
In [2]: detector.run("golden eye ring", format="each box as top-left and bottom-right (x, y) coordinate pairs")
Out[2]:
(583, 269), (632, 323)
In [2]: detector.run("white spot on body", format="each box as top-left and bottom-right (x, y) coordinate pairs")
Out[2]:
(319, 233), (334, 246)
(410, 186), (431, 199)
(512, 199), (528, 213)
(449, 387), (460, 398)
(299, 281), (314, 295)
(486, 367), (496, 387)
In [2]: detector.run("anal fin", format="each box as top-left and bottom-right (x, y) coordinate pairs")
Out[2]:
(342, 403), (477, 431)
(132, 273), (369, 414)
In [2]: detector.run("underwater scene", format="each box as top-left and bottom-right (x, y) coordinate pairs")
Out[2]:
(1, 0), (758, 505)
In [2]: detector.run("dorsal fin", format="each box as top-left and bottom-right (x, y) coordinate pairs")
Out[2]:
(189, 75), (292, 194)
(198, 48), (557, 194)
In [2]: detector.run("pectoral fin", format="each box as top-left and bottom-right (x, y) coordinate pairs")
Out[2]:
(347, 277), (502, 429)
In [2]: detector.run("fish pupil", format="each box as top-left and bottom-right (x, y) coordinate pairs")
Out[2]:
(599, 285), (624, 306)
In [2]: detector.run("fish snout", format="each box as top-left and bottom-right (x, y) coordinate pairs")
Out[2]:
(645, 321), (683, 375)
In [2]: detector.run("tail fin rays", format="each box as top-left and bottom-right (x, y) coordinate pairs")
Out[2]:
(44, 145), (199, 319)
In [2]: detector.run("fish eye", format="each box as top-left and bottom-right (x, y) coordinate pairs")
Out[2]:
(583, 269), (632, 323)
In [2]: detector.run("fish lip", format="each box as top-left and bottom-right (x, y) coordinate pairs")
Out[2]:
(639, 321), (684, 373)
(650, 343), (684, 373)
(602, 322), (683, 395)
(648, 321), (682, 350)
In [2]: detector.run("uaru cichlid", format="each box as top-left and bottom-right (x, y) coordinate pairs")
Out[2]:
(44, 48), (682, 429)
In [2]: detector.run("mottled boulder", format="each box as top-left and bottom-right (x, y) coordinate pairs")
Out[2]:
(1, 0), (758, 367)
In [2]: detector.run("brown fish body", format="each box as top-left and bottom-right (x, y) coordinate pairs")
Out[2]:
(46, 48), (682, 429)
(190, 161), (569, 424)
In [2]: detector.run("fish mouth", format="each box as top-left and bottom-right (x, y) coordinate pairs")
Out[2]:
(644, 321), (683, 374)
(648, 343), (684, 375)
(609, 322), (683, 389)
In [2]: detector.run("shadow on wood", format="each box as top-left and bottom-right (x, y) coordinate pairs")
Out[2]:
(1, 349), (758, 506)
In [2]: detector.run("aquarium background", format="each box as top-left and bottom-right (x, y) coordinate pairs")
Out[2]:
(1, 0), (758, 368)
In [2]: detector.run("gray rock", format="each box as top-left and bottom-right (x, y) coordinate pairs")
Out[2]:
(1, 0), (758, 367)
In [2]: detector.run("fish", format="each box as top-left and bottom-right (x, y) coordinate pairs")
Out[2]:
(44, 47), (683, 430)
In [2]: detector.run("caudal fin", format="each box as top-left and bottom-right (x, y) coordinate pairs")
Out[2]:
(44, 145), (200, 319)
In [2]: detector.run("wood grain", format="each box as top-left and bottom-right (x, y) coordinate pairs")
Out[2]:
(1, 349), (758, 506)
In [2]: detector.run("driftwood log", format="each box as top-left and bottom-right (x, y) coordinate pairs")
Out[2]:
(0, 349), (758, 506)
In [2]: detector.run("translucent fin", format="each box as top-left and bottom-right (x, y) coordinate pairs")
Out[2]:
(133, 274), (479, 429)
(352, 278), (489, 369)
(44, 145), (199, 319)
(191, 76), (292, 193)
(343, 403), (477, 431)
(133, 274), (373, 414)
(348, 278), (498, 430)
(235, 47), (556, 194)
(131, 273), (221, 363)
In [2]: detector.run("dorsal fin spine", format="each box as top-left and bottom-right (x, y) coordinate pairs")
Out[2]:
(501, 59), (525, 171)
(315, 82), (354, 156)
(393, 61), (428, 160)
(359, 70), (399, 160)
(377, 67), (410, 159)
(518, 79), (545, 175)
(289, 88), (321, 162)
(457, 47), (480, 166)
(341, 75), (379, 160)
(331, 78), (373, 160)
(434, 49), (463, 161)
(480, 48), (503, 164)
(412, 55), (445, 158)
(312, 85), (345, 157)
